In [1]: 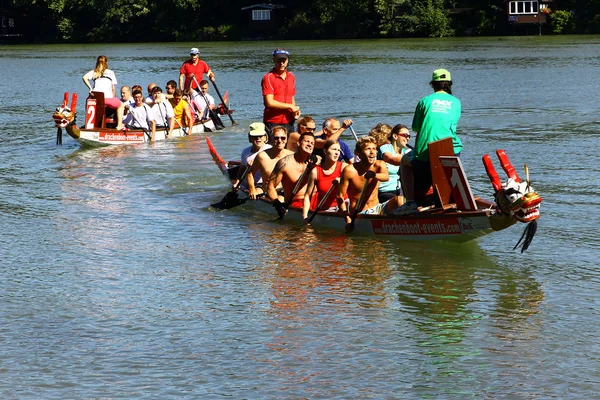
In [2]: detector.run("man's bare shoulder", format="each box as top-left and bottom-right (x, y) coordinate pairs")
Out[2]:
(277, 149), (294, 159)
(342, 163), (358, 178)
(375, 160), (388, 170)
(272, 153), (294, 174)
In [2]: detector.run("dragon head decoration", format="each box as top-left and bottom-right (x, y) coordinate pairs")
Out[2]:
(483, 150), (542, 252)
(52, 92), (78, 145)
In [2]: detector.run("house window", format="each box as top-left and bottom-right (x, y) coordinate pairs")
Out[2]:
(252, 10), (271, 20)
(509, 1), (539, 15)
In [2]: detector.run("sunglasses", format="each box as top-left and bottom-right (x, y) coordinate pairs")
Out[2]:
(273, 136), (287, 141)
(399, 134), (411, 139)
(303, 127), (316, 132)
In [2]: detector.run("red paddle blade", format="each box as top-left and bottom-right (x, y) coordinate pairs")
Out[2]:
(496, 150), (521, 182)
(482, 154), (502, 192)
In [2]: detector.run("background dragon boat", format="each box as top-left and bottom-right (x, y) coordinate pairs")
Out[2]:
(52, 92), (220, 146)
(206, 136), (542, 251)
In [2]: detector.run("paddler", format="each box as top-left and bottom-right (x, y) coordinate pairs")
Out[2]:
(337, 136), (403, 231)
(262, 48), (300, 142)
(231, 122), (272, 189)
(267, 132), (318, 218)
(247, 125), (294, 200)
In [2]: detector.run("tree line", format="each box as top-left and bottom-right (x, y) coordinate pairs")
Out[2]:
(6, 0), (597, 43)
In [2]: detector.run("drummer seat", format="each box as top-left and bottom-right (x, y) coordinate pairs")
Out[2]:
(90, 91), (117, 128)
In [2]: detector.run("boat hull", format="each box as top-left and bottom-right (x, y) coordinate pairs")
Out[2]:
(67, 119), (215, 147)
(248, 195), (495, 242)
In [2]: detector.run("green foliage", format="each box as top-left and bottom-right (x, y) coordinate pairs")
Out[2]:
(9, 0), (600, 42)
(410, 0), (455, 37)
(551, 10), (576, 33)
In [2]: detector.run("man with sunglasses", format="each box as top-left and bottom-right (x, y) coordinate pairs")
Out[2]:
(247, 126), (294, 200)
(262, 48), (300, 142)
(179, 47), (215, 93)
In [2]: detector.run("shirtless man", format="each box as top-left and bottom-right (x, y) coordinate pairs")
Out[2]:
(247, 126), (294, 200)
(286, 116), (317, 151)
(267, 132), (317, 218)
(337, 136), (402, 232)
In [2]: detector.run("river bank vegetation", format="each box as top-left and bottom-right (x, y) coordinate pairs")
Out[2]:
(7, 0), (596, 43)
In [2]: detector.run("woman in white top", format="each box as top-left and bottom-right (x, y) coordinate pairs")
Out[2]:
(82, 55), (125, 129)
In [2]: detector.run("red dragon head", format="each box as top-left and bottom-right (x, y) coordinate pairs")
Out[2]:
(495, 178), (542, 223)
(52, 92), (78, 145)
(483, 150), (542, 252)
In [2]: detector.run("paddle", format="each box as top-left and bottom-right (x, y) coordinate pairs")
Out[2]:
(211, 164), (251, 210)
(209, 79), (237, 126)
(194, 85), (225, 131)
(275, 159), (316, 219)
(346, 173), (372, 233)
(158, 101), (170, 136)
(306, 180), (338, 224)
(174, 116), (189, 136)
(349, 125), (359, 141)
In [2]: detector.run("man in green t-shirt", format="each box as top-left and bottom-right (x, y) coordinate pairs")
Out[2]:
(393, 68), (462, 215)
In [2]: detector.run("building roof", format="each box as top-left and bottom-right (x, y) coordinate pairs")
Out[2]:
(241, 4), (286, 11)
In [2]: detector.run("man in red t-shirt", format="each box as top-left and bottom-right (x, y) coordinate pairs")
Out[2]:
(262, 48), (300, 141)
(179, 47), (215, 93)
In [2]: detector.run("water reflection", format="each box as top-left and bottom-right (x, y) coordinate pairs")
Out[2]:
(394, 242), (544, 377)
(251, 224), (393, 315)
(395, 242), (482, 348)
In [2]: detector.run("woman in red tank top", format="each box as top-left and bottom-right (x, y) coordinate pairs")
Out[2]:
(302, 140), (349, 222)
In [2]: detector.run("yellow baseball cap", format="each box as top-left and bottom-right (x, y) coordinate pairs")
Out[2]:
(432, 69), (452, 82)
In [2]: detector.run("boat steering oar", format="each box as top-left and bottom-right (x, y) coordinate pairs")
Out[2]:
(346, 173), (373, 233)
(306, 180), (338, 225)
(208, 79), (237, 126)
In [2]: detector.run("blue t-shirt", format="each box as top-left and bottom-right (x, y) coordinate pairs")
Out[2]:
(315, 134), (354, 162)
(377, 144), (409, 193)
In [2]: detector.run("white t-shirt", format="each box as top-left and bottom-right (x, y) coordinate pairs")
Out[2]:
(124, 103), (155, 130)
(191, 91), (215, 119)
(152, 100), (175, 126)
(84, 69), (117, 99)
(241, 144), (272, 184)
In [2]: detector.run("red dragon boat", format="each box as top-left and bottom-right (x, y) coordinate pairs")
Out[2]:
(206, 136), (542, 251)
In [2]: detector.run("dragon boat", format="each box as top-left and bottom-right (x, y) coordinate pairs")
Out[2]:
(206, 136), (542, 251)
(52, 92), (220, 146)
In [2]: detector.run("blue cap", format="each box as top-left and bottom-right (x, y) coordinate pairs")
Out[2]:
(273, 49), (290, 58)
